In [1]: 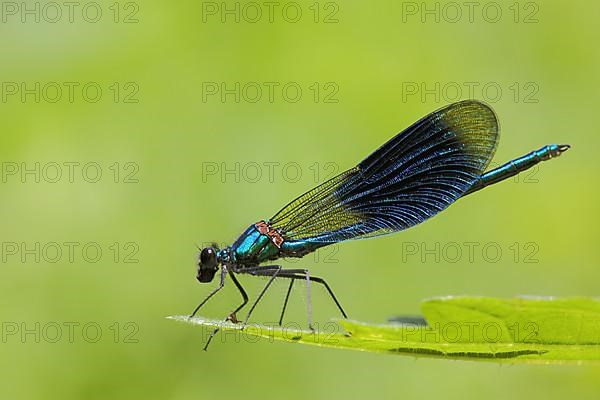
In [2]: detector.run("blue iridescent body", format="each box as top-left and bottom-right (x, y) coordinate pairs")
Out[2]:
(192, 100), (570, 348)
(465, 144), (567, 195)
(223, 143), (569, 269)
(228, 223), (328, 266)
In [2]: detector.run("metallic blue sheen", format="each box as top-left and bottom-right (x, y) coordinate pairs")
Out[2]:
(221, 102), (569, 268)
(464, 144), (569, 195)
(231, 225), (280, 265)
(280, 239), (329, 257)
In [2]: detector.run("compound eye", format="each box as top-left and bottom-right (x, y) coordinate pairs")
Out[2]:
(200, 247), (216, 266)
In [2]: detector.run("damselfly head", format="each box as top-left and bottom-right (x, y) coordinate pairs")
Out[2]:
(197, 246), (219, 283)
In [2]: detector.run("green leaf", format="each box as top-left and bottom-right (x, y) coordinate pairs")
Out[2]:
(169, 296), (600, 364)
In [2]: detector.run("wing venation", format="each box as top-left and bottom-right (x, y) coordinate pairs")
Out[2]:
(269, 100), (499, 243)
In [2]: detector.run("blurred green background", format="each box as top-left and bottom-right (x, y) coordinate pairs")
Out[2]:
(1, 0), (599, 399)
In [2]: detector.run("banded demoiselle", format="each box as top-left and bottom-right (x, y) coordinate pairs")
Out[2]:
(191, 100), (570, 349)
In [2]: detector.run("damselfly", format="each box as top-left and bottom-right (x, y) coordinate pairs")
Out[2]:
(191, 100), (569, 349)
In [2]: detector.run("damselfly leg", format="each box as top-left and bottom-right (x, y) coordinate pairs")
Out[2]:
(202, 264), (281, 351)
(273, 271), (348, 327)
(189, 268), (227, 319)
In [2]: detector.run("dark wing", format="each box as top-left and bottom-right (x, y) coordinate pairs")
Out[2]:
(269, 100), (499, 243)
